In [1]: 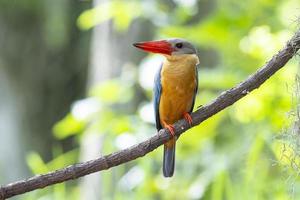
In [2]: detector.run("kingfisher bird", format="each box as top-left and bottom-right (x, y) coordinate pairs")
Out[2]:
(133, 38), (199, 177)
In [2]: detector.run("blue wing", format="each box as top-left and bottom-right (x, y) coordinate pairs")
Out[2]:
(189, 66), (198, 113)
(154, 64), (163, 131)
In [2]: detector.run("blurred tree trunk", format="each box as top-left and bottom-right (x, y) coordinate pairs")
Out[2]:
(78, 0), (155, 199)
(78, 1), (110, 199)
(0, 1), (89, 183)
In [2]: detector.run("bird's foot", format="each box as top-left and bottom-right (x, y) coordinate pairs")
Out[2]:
(183, 112), (193, 126)
(165, 124), (175, 137)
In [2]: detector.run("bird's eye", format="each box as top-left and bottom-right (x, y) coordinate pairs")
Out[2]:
(175, 43), (183, 48)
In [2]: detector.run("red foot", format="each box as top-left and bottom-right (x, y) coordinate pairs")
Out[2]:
(165, 124), (175, 137)
(183, 112), (193, 126)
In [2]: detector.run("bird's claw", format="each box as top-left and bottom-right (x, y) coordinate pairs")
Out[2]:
(165, 124), (175, 137)
(183, 112), (193, 126)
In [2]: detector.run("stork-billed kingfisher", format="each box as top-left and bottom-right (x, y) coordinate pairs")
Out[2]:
(133, 39), (199, 177)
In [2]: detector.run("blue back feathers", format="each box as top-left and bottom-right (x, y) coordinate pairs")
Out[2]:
(153, 64), (163, 130)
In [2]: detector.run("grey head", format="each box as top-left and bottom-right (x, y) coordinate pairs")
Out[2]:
(166, 38), (197, 55)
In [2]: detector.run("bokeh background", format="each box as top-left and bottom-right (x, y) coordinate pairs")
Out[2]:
(0, 0), (300, 199)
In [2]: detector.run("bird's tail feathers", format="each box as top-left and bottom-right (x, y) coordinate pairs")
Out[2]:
(163, 138), (176, 177)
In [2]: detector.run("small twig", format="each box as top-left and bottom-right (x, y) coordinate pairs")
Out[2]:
(0, 29), (299, 199)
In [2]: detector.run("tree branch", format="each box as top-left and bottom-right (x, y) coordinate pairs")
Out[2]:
(1, 29), (300, 200)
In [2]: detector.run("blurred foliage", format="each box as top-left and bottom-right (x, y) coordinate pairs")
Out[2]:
(77, 0), (142, 31)
(21, 0), (300, 199)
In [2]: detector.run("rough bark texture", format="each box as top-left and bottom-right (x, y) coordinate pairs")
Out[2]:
(0, 29), (299, 199)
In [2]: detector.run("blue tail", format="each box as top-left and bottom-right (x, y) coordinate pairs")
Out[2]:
(163, 142), (175, 177)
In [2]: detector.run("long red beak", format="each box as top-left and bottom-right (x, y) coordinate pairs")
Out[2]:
(133, 40), (173, 55)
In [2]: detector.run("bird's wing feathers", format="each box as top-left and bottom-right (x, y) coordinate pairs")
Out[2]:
(154, 64), (163, 130)
(189, 66), (198, 113)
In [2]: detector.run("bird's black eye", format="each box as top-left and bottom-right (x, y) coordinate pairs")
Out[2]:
(175, 43), (183, 48)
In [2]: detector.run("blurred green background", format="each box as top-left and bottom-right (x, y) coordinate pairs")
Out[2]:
(0, 0), (299, 199)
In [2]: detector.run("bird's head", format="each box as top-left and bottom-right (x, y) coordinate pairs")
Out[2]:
(133, 38), (197, 56)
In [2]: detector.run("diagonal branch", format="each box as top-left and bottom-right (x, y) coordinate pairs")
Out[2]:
(1, 29), (300, 200)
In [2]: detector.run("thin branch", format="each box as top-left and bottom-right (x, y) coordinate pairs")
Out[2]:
(1, 29), (300, 200)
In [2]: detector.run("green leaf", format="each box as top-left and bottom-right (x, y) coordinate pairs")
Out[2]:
(53, 114), (85, 139)
(26, 152), (48, 174)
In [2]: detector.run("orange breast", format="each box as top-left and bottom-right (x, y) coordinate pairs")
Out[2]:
(159, 55), (198, 127)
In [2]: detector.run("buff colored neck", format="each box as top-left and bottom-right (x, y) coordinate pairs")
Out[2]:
(165, 54), (199, 64)
(162, 54), (199, 75)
